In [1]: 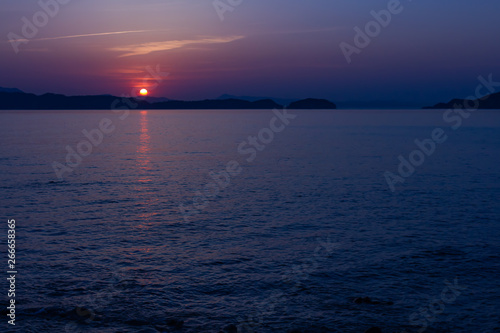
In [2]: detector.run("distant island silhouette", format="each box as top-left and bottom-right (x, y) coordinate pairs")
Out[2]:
(216, 94), (296, 106)
(288, 98), (337, 109)
(424, 92), (500, 109)
(0, 88), (337, 110)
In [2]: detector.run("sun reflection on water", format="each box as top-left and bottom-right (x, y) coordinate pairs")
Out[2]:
(134, 110), (159, 227)
(137, 110), (151, 179)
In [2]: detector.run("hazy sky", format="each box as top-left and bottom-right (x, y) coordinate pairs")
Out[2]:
(1, 0), (499, 104)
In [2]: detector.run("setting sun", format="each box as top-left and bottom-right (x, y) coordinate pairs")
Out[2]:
(139, 88), (148, 96)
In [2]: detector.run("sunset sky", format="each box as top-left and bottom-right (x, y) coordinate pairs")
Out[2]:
(1, 0), (499, 104)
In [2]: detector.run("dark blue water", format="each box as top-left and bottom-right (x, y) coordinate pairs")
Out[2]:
(0, 109), (499, 333)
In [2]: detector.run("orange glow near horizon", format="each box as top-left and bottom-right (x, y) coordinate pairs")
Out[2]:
(139, 88), (148, 96)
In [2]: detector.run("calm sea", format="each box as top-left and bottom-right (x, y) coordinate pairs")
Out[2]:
(0, 109), (499, 333)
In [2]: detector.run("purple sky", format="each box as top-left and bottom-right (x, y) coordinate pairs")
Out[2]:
(1, 0), (499, 104)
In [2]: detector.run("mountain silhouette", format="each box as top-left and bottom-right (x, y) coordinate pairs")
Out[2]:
(424, 92), (500, 109)
(288, 98), (337, 109)
(217, 94), (296, 106)
(0, 87), (23, 94)
(0, 90), (339, 110)
(0, 91), (283, 110)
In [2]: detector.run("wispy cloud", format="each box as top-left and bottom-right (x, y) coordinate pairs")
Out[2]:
(109, 36), (244, 57)
(33, 30), (153, 41)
